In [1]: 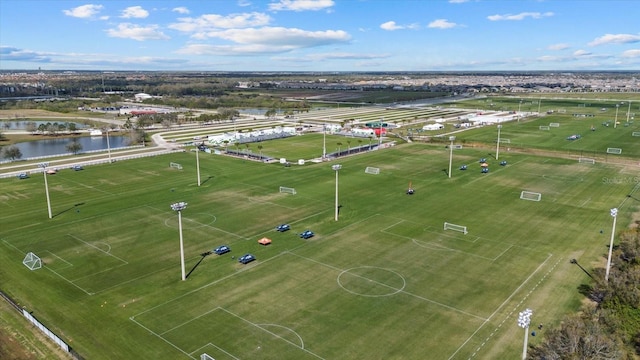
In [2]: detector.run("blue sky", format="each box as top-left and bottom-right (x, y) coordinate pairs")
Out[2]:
(1, 0), (639, 71)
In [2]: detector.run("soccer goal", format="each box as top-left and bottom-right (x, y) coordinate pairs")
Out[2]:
(607, 148), (622, 154)
(279, 186), (296, 195)
(444, 222), (468, 234)
(498, 138), (511, 143)
(520, 191), (542, 202)
(539, 126), (550, 130)
(549, 122), (560, 127)
(451, 144), (463, 149)
(201, 354), (215, 360)
(578, 157), (595, 164)
(22, 252), (42, 270)
(632, 132), (640, 137)
(365, 166), (380, 175)
(170, 162), (183, 170)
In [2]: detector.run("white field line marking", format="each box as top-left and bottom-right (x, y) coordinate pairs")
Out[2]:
(290, 252), (487, 321)
(468, 257), (562, 359)
(190, 343), (240, 360)
(66, 234), (128, 264)
(44, 250), (73, 268)
(447, 253), (553, 360)
(129, 316), (196, 359)
(219, 308), (325, 359)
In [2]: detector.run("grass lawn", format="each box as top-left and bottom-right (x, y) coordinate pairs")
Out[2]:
(1, 134), (637, 359)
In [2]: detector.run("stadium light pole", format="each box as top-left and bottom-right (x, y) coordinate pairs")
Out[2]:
(323, 123), (327, 159)
(517, 308), (533, 360)
(38, 162), (52, 219)
(518, 99), (523, 122)
(106, 128), (112, 163)
(171, 202), (188, 281)
(626, 101), (632, 125)
(605, 207), (618, 282)
(614, 104), (619, 128)
(195, 142), (201, 187)
(496, 124), (502, 160)
(448, 136), (455, 178)
(378, 118), (384, 149)
(332, 164), (342, 221)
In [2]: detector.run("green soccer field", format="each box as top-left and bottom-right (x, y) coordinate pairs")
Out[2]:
(1, 137), (638, 359)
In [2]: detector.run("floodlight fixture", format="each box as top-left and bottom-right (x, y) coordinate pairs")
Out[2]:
(332, 165), (342, 221)
(605, 207), (618, 282)
(448, 136), (456, 178)
(517, 308), (533, 360)
(38, 162), (52, 219)
(171, 202), (188, 280)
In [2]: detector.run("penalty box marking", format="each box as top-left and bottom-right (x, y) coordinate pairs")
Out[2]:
(156, 306), (322, 360)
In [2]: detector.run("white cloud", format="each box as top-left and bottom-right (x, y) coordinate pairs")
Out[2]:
(573, 49), (591, 56)
(238, 0), (252, 6)
(62, 4), (104, 19)
(106, 23), (170, 41)
(269, 0), (335, 12)
(428, 19), (458, 29)
(380, 21), (420, 31)
(448, 0), (469, 3)
(169, 12), (272, 33)
(120, 6), (149, 19)
(621, 49), (640, 58)
(548, 43), (569, 51)
(176, 27), (350, 55)
(172, 7), (190, 14)
(588, 33), (640, 46)
(487, 12), (554, 21)
(380, 21), (402, 31)
(200, 27), (349, 46)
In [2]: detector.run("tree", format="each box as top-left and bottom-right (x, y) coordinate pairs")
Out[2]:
(2, 145), (22, 161)
(337, 142), (342, 154)
(347, 140), (352, 154)
(257, 144), (263, 158)
(66, 138), (83, 155)
(528, 311), (621, 360)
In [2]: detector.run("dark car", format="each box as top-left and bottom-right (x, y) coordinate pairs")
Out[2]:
(238, 253), (256, 264)
(16, 173), (29, 179)
(213, 245), (231, 255)
(72, 165), (84, 171)
(275, 224), (291, 232)
(299, 230), (314, 239)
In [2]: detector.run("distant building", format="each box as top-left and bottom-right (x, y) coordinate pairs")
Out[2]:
(134, 93), (153, 101)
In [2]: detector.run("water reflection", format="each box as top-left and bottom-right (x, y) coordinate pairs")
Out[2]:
(11, 135), (132, 158)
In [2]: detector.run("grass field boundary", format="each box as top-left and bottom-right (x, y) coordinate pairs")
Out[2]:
(447, 254), (555, 360)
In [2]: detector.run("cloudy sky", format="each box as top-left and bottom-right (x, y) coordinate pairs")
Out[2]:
(1, 0), (639, 71)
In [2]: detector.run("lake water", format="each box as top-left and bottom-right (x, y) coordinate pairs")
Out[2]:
(11, 135), (131, 159)
(1, 120), (90, 130)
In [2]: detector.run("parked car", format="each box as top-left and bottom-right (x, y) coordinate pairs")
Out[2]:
(299, 230), (314, 239)
(213, 245), (231, 255)
(71, 165), (84, 171)
(16, 173), (29, 179)
(238, 253), (256, 264)
(275, 224), (291, 232)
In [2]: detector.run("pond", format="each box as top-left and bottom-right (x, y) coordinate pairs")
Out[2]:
(10, 135), (132, 159)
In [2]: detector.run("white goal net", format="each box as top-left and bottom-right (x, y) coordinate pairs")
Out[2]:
(632, 132), (640, 137)
(170, 162), (183, 170)
(606, 148), (622, 154)
(578, 157), (595, 164)
(201, 354), (215, 360)
(444, 222), (468, 234)
(539, 126), (550, 130)
(520, 191), (542, 201)
(23, 252), (42, 270)
(549, 123), (560, 127)
(279, 186), (296, 195)
(365, 166), (380, 175)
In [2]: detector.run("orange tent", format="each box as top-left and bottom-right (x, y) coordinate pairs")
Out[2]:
(258, 237), (272, 245)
